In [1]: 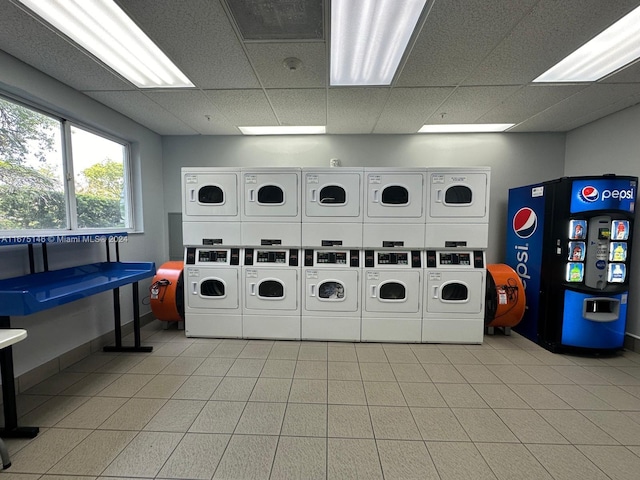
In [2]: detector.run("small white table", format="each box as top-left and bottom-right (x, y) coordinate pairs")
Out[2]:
(0, 330), (26, 350)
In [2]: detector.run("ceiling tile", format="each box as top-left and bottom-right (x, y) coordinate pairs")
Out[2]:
(425, 86), (521, 124)
(118, 0), (260, 89)
(327, 88), (390, 134)
(266, 89), (326, 126)
(245, 42), (326, 88)
(396, 0), (538, 87)
(374, 87), (453, 134)
(203, 90), (278, 125)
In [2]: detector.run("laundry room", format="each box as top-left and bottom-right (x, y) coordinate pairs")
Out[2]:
(1, 0), (640, 477)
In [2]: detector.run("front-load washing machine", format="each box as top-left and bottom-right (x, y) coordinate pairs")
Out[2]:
(423, 250), (486, 344)
(363, 168), (426, 248)
(425, 167), (491, 249)
(302, 248), (362, 341)
(184, 246), (242, 338)
(182, 167), (241, 245)
(361, 249), (423, 342)
(241, 167), (301, 246)
(302, 167), (364, 248)
(242, 247), (301, 339)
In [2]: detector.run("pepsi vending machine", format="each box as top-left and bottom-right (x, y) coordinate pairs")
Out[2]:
(506, 175), (637, 352)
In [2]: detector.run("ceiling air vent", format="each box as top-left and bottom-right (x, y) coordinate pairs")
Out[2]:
(225, 0), (324, 41)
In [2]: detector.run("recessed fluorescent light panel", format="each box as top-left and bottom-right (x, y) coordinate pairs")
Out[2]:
(534, 6), (640, 82)
(331, 0), (427, 86)
(17, 0), (194, 88)
(239, 126), (326, 135)
(419, 124), (514, 133)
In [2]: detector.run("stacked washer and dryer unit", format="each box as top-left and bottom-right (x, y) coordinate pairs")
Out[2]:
(181, 166), (490, 344)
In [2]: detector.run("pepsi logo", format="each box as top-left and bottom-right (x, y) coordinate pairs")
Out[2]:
(513, 207), (537, 239)
(579, 186), (599, 203)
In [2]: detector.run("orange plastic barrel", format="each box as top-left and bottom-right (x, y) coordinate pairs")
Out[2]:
(485, 264), (526, 328)
(150, 261), (184, 322)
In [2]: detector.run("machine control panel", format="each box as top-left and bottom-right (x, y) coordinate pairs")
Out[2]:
(246, 248), (299, 267)
(257, 251), (287, 263)
(186, 247), (240, 265)
(425, 250), (484, 268)
(304, 250), (360, 267)
(199, 249), (227, 263)
(365, 250), (421, 268)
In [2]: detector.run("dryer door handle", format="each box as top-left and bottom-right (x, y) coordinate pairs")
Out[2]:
(191, 282), (198, 295)
(248, 189), (256, 202)
(309, 284), (316, 297)
(432, 285), (440, 299)
(370, 285), (377, 298)
(189, 188), (196, 202)
(250, 283), (256, 295)
(310, 189), (317, 202)
(435, 189), (443, 203)
(372, 189), (380, 203)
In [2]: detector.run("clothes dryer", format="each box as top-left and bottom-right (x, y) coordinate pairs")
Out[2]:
(302, 167), (364, 248)
(302, 249), (361, 341)
(242, 248), (301, 339)
(363, 168), (426, 248)
(182, 167), (241, 245)
(241, 167), (301, 246)
(425, 167), (490, 248)
(361, 249), (423, 342)
(423, 250), (486, 343)
(184, 246), (242, 338)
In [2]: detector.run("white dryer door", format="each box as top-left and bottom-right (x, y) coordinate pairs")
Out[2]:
(244, 268), (298, 311)
(428, 172), (488, 219)
(366, 173), (424, 219)
(304, 269), (359, 312)
(426, 271), (484, 314)
(186, 268), (239, 310)
(304, 172), (361, 218)
(184, 173), (238, 217)
(364, 271), (421, 313)
(243, 173), (299, 218)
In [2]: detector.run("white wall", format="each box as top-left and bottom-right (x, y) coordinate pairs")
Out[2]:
(0, 51), (166, 376)
(162, 133), (566, 264)
(565, 103), (640, 338)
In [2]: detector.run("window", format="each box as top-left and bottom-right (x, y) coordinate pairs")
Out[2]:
(0, 95), (132, 232)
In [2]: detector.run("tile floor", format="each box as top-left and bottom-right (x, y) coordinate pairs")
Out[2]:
(3, 321), (640, 479)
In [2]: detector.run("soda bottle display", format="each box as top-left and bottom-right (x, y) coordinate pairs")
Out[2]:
(567, 263), (583, 282)
(608, 264), (625, 283)
(611, 243), (626, 262)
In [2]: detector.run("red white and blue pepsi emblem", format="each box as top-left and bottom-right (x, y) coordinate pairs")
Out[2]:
(513, 207), (537, 238)
(579, 185), (599, 203)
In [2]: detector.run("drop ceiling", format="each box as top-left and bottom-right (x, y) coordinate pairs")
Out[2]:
(1, 0), (640, 135)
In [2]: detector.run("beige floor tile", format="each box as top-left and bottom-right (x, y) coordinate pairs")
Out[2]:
(94, 354), (145, 374)
(454, 408), (518, 443)
(327, 438), (383, 480)
(56, 396), (128, 429)
(143, 399), (205, 432)
(294, 360), (328, 379)
(355, 346), (388, 363)
(95, 373), (154, 397)
(171, 375), (222, 400)
(470, 350), (511, 365)
(327, 404), (374, 438)
(249, 377), (292, 402)
(369, 406), (421, 440)
(157, 433), (230, 480)
(580, 410), (640, 445)
(58, 373), (121, 396)
(551, 365), (612, 385)
(63, 353), (118, 373)
(427, 441), (497, 480)
(260, 359), (296, 378)
(298, 345), (328, 361)
(436, 383), (489, 408)
(8, 428), (92, 473)
(455, 364), (502, 384)
(180, 342), (219, 357)
(578, 445), (640, 480)
(19, 395), (90, 428)
(489, 365), (539, 384)
(133, 374), (187, 398)
(546, 384), (616, 410)
(494, 409), (566, 444)
(377, 439), (439, 480)
(441, 349), (479, 365)
(586, 366), (640, 385)
(226, 358), (265, 377)
(281, 403), (327, 437)
(399, 383), (447, 407)
(359, 362), (395, 381)
(150, 342), (190, 357)
(47, 430), (136, 476)
(490, 348), (543, 366)
(383, 346), (419, 364)
(328, 361), (361, 380)
(270, 436), (326, 480)
(126, 356), (173, 374)
(189, 400), (246, 434)
(235, 402), (286, 435)
(583, 384), (640, 410)
(24, 372), (89, 396)
(192, 357), (234, 376)
(509, 384), (572, 409)
(472, 383), (530, 409)
(476, 442), (553, 480)
(390, 363), (429, 382)
(363, 381), (406, 406)
(16, 394), (51, 418)
(98, 397), (166, 430)
(410, 407), (469, 441)
(210, 343), (245, 358)
(327, 380), (366, 405)
(529, 349), (577, 366)
(210, 377), (257, 401)
(327, 345), (357, 362)
(520, 365), (575, 384)
(422, 364), (466, 383)
(212, 434), (278, 480)
(526, 444), (609, 480)
(411, 347), (449, 364)
(289, 379), (327, 404)
(160, 356), (205, 375)
(268, 343), (300, 360)
(538, 409), (617, 445)
(101, 431), (183, 477)
(238, 343), (272, 359)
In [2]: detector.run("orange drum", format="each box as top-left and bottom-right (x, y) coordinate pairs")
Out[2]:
(150, 261), (184, 322)
(485, 264), (526, 328)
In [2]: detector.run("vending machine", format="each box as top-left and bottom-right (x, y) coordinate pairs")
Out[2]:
(506, 175), (637, 352)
